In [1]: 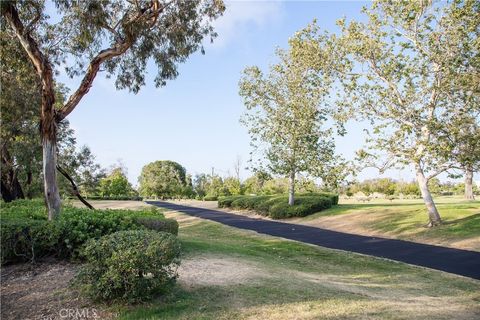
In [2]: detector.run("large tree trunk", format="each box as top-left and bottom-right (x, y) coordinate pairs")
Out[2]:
(41, 66), (61, 220)
(43, 134), (61, 220)
(415, 165), (442, 227)
(464, 166), (475, 200)
(288, 170), (295, 206)
(2, 2), (61, 219)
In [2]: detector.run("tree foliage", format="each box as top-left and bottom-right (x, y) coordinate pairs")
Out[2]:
(301, 0), (479, 225)
(138, 160), (187, 198)
(239, 29), (344, 205)
(99, 167), (134, 197)
(1, 0), (225, 218)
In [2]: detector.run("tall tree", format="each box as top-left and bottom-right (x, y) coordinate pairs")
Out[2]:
(316, 0), (480, 226)
(1, 24), (103, 202)
(438, 113), (480, 200)
(1, 0), (224, 219)
(239, 31), (342, 205)
(139, 160), (187, 199)
(99, 167), (134, 197)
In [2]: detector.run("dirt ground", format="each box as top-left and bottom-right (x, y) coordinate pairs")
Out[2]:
(178, 255), (270, 289)
(0, 261), (114, 320)
(0, 255), (268, 320)
(70, 200), (153, 210)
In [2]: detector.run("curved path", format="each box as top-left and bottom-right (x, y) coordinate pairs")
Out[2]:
(148, 201), (480, 280)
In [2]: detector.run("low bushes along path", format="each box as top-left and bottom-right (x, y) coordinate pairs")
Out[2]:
(148, 201), (480, 280)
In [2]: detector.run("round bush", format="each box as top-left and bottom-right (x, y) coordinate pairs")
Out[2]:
(78, 230), (181, 302)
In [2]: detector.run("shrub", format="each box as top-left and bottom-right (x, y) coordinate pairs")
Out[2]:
(57, 208), (139, 257)
(78, 230), (181, 302)
(1, 200), (178, 263)
(0, 199), (48, 220)
(135, 217), (179, 235)
(1, 219), (62, 264)
(203, 195), (218, 201)
(218, 195), (243, 208)
(217, 193), (338, 219)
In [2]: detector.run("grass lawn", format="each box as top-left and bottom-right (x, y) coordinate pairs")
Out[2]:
(118, 209), (480, 320)
(289, 196), (480, 251)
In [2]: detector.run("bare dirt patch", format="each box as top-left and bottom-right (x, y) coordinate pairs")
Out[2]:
(1, 261), (114, 320)
(70, 200), (153, 211)
(178, 255), (270, 289)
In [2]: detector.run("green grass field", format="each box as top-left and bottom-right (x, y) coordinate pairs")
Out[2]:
(287, 196), (480, 251)
(119, 209), (480, 320)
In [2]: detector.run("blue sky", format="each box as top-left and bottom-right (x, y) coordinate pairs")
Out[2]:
(60, 1), (436, 185)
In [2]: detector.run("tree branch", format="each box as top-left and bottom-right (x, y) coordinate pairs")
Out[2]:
(56, 42), (132, 121)
(56, 165), (95, 210)
(426, 163), (455, 181)
(56, 0), (173, 121)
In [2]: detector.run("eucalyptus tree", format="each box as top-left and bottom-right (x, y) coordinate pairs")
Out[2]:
(1, 0), (224, 219)
(314, 0), (479, 226)
(239, 32), (343, 205)
(1, 25), (103, 202)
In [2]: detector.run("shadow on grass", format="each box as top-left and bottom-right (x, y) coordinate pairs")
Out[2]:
(441, 213), (480, 237)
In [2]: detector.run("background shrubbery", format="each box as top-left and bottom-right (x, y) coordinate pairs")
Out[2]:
(0, 200), (178, 264)
(218, 193), (338, 219)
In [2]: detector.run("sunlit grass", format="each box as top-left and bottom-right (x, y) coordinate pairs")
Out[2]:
(293, 196), (480, 249)
(119, 211), (480, 320)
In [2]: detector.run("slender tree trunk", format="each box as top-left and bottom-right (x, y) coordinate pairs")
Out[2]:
(415, 164), (442, 227)
(11, 169), (24, 199)
(25, 170), (33, 198)
(288, 170), (295, 206)
(464, 166), (475, 200)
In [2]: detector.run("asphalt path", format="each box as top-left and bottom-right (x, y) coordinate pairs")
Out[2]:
(148, 201), (480, 280)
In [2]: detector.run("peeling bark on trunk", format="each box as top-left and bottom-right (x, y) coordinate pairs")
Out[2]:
(2, 2), (61, 219)
(415, 165), (442, 227)
(43, 138), (61, 220)
(288, 170), (295, 206)
(464, 166), (475, 200)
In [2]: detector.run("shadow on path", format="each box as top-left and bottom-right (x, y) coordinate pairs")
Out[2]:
(148, 201), (480, 280)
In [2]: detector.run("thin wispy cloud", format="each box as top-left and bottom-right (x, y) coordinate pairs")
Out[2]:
(210, 1), (285, 49)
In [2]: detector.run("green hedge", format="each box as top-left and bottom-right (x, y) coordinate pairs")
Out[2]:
(77, 230), (180, 302)
(0, 200), (178, 264)
(1, 219), (62, 264)
(218, 193), (338, 219)
(203, 195), (218, 201)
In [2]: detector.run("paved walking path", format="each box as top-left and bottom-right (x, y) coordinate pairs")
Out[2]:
(148, 201), (480, 280)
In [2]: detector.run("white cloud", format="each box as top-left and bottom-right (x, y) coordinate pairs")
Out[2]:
(210, 0), (285, 48)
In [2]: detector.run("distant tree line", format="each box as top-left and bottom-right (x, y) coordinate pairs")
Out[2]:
(344, 178), (478, 198)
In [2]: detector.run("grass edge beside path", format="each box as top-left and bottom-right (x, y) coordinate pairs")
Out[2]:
(119, 209), (480, 320)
